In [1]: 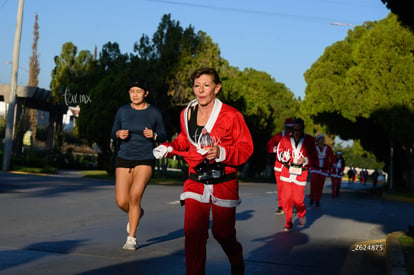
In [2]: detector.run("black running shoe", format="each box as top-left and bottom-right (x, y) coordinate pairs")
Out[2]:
(275, 206), (284, 215)
(231, 260), (245, 275)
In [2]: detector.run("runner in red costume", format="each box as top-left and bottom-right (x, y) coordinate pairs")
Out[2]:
(276, 118), (317, 231)
(309, 134), (335, 207)
(266, 118), (294, 215)
(331, 151), (345, 198)
(153, 68), (253, 275)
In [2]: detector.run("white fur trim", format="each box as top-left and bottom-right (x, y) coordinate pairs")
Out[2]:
(280, 175), (307, 186)
(180, 184), (240, 208)
(310, 169), (330, 176)
(274, 166), (283, 172)
(215, 145), (226, 162)
(184, 99), (223, 149)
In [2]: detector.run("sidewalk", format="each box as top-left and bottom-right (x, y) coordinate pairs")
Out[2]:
(55, 169), (85, 178)
(328, 178), (412, 275)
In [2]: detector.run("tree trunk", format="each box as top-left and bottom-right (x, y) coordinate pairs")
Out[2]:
(27, 108), (38, 146)
(13, 100), (26, 157)
(391, 144), (414, 192)
(46, 111), (55, 149)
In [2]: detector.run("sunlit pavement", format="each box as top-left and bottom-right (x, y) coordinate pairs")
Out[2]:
(0, 171), (411, 274)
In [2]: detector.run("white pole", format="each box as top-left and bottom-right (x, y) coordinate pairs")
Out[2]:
(2, 0), (25, 171)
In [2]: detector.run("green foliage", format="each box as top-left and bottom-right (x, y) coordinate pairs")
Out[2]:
(304, 14), (414, 129)
(28, 13), (40, 87)
(224, 68), (298, 131)
(76, 42), (133, 160)
(52, 13), (299, 175)
(10, 163), (57, 174)
(217, 68), (298, 173)
(35, 126), (47, 142)
(334, 141), (384, 170)
(51, 42), (95, 104)
(64, 132), (83, 146)
(303, 13), (414, 190)
(134, 15), (225, 108)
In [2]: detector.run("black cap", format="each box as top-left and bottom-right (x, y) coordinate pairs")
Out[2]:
(128, 80), (148, 91)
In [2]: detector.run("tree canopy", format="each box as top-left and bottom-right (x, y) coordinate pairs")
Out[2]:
(381, 0), (413, 30)
(61, 14), (298, 174)
(303, 13), (414, 191)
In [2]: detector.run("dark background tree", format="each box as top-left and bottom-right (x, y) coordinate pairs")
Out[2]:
(381, 0), (413, 30)
(72, 14), (298, 176)
(53, 12), (407, 184)
(219, 67), (298, 176)
(26, 13), (40, 141)
(50, 42), (94, 150)
(13, 14), (40, 156)
(76, 42), (132, 172)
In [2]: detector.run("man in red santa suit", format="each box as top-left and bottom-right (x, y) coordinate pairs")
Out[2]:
(266, 118), (294, 215)
(309, 134), (335, 207)
(331, 151), (345, 198)
(276, 118), (317, 231)
(153, 67), (253, 275)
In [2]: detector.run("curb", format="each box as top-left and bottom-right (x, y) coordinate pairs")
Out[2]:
(386, 232), (408, 275)
(382, 192), (411, 275)
(382, 192), (414, 204)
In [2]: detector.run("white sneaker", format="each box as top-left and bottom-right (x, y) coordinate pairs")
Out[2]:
(122, 236), (138, 250)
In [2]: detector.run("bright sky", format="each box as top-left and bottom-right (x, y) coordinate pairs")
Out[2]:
(0, 0), (389, 99)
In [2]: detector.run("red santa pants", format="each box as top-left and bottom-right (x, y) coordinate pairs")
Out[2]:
(275, 170), (284, 208)
(184, 198), (243, 275)
(331, 177), (342, 198)
(281, 181), (306, 228)
(310, 172), (326, 203)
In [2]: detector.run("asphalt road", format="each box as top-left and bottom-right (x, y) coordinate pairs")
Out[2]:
(0, 171), (412, 274)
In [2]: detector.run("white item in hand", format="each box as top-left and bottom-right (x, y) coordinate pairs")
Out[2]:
(153, 145), (168, 159)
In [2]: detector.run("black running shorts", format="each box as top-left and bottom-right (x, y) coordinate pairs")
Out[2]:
(115, 157), (156, 169)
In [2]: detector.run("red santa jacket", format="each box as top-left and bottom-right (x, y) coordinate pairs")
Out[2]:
(276, 134), (317, 186)
(266, 130), (289, 173)
(311, 144), (335, 176)
(331, 157), (345, 179)
(163, 99), (253, 207)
